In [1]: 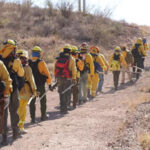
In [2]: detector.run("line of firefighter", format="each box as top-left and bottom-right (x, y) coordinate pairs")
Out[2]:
(0, 37), (149, 146)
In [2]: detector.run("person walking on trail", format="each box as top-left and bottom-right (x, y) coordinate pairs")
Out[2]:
(71, 46), (84, 109)
(0, 39), (25, 143)
(0, 61), (12, 145)
(109, 46), (127, 90)
(78, 42), (94, 104)
(131, 38), (146, 80)
(121, 45), (134, 84)
(29, 46), (52, 123)
(142, 37), (149, 68)
(54, 44), (77, 114)
(96, 50), (109, 95)
(88, 46), (107, 99)
(17, 50), (37, 133)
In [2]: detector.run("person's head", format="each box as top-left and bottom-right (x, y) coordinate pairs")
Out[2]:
(32, 46), (42, 58)
(0, 39), (17, 59)
(121, 45), (126, 51)
(16, 49), (24, 58)
(142, 37), (147, 44)
(71, 46), (79, 57)
(136, 38), (143, 45)
(90, 46), (100, 55)
(114, 46), (121, 55)
(80, 42), (89, 54)
(19, 50), (29, 66)
(63, 44), (72, 54)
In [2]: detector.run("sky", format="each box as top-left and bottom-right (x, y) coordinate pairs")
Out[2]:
(7, 0), (150, 26)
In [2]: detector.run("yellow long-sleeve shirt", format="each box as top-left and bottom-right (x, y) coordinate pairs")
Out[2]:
(109, 53), (127, 71)
(32, 57), (52, 85)
(92, 55), (107, 71)
(0, 61), (12, 96)
(99, 54), (109, 69)
(19, 65), (37, 100)
(131, 44), (146, 56)
(85, 53), (95, 76)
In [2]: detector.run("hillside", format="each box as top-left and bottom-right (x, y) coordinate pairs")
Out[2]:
(0, 1), (144, 63)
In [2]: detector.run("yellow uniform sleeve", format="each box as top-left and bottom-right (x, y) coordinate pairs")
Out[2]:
(77, 59), (84, 71)
(120, 55), (127, 68)
(12, 59), (24, 77)
(69, 56), (77, 80)
(139, 45), (146, 56)
(109, 55), (114, 67)
(85, 53), (94, 76)
(96, 55), (107, 71)
(24, 66), (37, 93)
(0, 61), (12, 95)
(38, 60), (52, 85)
(100, 54), (109, 69)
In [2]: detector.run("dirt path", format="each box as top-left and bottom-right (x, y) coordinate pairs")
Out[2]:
(1, 57), (150, 150)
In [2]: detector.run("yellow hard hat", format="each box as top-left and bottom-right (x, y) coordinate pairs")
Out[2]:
(16, 49), (24, 55)
(71, 46), (78, 53)
(136, 38), (143, 45)
(63, 44), (71, 52)
(114, 46), (121, 52)
(20, 50), (29, 59)
(90, 46), (100, 54)
(32, 46), (42, 52)
(3, 39), (16, 46)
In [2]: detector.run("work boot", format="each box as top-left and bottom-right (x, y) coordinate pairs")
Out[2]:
(1, 134), (8, 146)
(41, 114), (49, 121)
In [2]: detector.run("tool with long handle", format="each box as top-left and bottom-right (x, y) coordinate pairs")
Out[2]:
(61, 84), (75, 95)
(27, 95), (36, 106)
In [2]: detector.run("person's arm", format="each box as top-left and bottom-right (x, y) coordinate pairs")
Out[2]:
(0, 62), (12, 96)
(38, 60), (52, 85)
(86, 54), (94, 76)
(13, 59), (24, 77)
(69, 57), (77, 80)
(97, 55), (107, 71)
(120, 55), (127, 68)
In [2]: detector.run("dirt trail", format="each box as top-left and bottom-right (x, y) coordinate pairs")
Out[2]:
(1, 56), (150, 150)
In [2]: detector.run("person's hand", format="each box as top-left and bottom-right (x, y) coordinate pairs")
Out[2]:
(72, 79), (77, 85)
(33, 91), (37, 97)
(49, 84), (53, 91)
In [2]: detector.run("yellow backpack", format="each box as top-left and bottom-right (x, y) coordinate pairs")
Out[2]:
(110, 54), (121, 71)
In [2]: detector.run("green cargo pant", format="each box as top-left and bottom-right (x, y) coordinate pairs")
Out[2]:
(29, 85), (46, 120)
(57, 78), (72, 113)
(3, 88), (19, 136)
(113, 71), (120, 89)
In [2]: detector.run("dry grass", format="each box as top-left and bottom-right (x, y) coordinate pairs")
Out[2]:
(138, 133), (150, 150)
(128, 94), (149, 112)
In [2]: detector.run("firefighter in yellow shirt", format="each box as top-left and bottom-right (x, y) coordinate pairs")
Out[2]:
(0, 60), (12, 145)
(89, 46), (107, 99)
(54, 44), (77, 114)
(109, 46), (127, 90)
(78, 42), (94, 103)
(29, 46), (52, 123)
(0, 39), (24, 143)
(71, 46), (84, 108)
(17, 50), (37, 133)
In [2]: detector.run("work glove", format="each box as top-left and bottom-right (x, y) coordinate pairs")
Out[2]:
(72, 79), (77, 85)
(4, 95), (10, 110)
(33, 90), (37, 97)
(49, 84), (53, 91)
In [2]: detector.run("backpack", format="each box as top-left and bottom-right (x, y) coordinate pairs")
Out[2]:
(92, 55), (103, 73)
(132, 44), (142, 58)
(125, 51), (133, 64)
(110, 54), (121, 71)
(2, 57), (25, 91)
(55, 55), (72, 78)
(29, 59), (48, 87)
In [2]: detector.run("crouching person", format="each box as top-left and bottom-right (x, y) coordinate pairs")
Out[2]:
(17, 50), (37, 133)
(54, 44), (77, 114)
